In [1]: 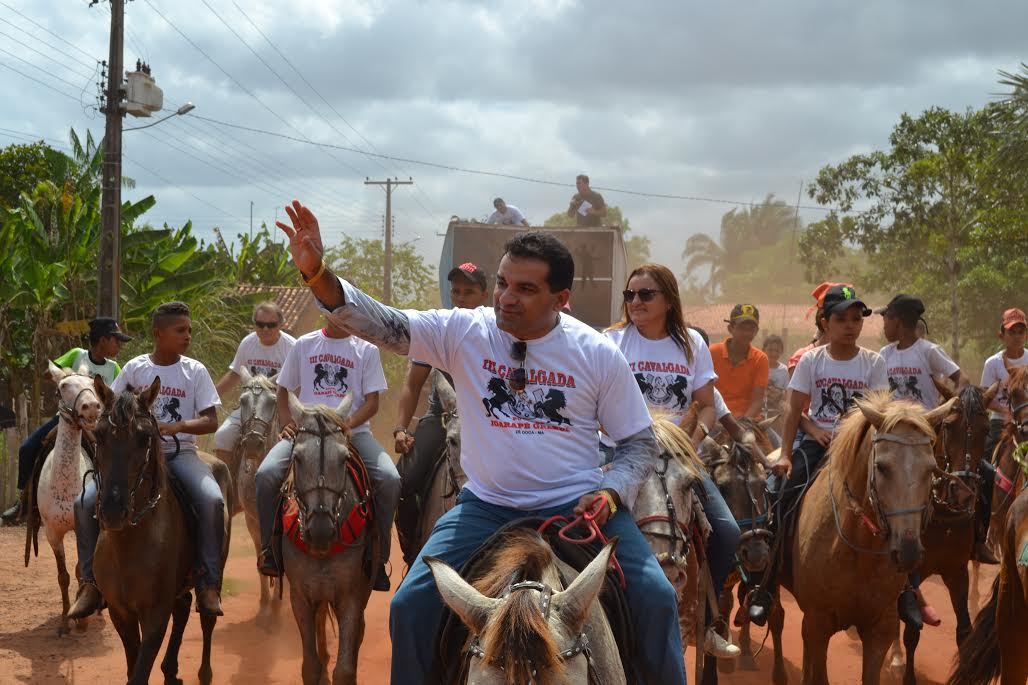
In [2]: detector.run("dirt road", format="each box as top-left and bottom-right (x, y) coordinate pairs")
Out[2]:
(0, 519), (988, 683)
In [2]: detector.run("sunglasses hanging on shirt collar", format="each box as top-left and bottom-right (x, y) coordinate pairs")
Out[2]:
(509, 341), (527, 391)
(623, 288), (662, 303)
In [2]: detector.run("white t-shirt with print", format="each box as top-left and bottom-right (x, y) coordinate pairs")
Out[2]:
(228, 331), (297, 379)
(112, 354), (221, 454)
(276, 330), (387, 434)
(408, 307), (652, 510)
(486, 205), (527, 225)
(789, 346), (888, 433)
(982, 348), (1028, 421)
(768, 362), (789, 390)
(879, 338), (960, 410)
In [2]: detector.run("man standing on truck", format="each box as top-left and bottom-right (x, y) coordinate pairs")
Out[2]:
(486, 197), (529, 226)
(567, 174), (607, 226)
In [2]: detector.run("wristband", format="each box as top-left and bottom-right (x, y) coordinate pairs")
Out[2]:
(302, 260), (327, 286)
(598, 489), (618, 516)
(393, 427), (409, 437)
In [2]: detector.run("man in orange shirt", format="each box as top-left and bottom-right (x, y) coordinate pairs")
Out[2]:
(711, 304), (769, 419)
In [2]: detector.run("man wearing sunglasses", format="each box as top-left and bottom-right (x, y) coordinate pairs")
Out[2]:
(277, 200), (685, 685)
(213, 301), (296, 477)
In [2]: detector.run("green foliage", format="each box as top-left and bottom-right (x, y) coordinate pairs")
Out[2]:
(0, 141), (54, 210)
(205, 223), (295, 287)
(801, 105), (1028, 360)
(543, 205), (651, 270)
(994, 63), (1028, 169)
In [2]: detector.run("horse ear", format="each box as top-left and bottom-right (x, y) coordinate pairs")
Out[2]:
(982, 381), (1001, 407)
(758, 415), (778, 431)
(432, 370), (457, 414)
(288, 391), (305, 424)
(424, 556), (497, 634)
(46, 361), (68, 383)
(856, 398), (886, 429)
(554, 538), (617, 634)
(932, 376), (955, 401)
(924, 397), (958, 428)
(94, 374), (115, 407)
(335, 394), (353, 421)
(237, 366), (252, 386)
(139, 377), (161, 408)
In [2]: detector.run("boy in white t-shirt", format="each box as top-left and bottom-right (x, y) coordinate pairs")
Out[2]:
(982, 307), (1028, 459)
(71, 302), (227, 618)
(212, 302), (296, 475)
(254, 317), (398, 591)
(749, 285), (888, 626)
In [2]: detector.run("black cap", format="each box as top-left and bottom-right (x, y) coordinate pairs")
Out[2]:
(874, 294), (925, 318)
(89, 317), (132, 342)
(725, 303), (759, 325)
(821, 285), (871, 318)
(447, 262), (488, 290)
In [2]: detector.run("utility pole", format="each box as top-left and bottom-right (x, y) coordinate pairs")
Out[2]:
(364, 177), (412, 305)
(97, 0), (124, 319)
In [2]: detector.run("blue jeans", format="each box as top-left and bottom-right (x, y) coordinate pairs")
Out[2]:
(75, 447), (226, 589)
(390, 488), (687, 684)
(697, 472), (741, 598)
(18, 414), (60, 489)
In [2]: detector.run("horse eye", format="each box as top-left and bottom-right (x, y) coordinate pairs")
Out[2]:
(875, 463), (888, 474)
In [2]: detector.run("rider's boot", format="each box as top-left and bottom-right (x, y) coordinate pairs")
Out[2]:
(373, 563), (391, 592)
(1, 501), (22, 523)
(258, 546), (282, 577)
(67, 581), (103, 619)
(973, 461), (1000, 565)
(897, 585), (923, 630)
(704, 623), (741, 660)
(394, 494), (421, 569)
(196, 586), (224, 616)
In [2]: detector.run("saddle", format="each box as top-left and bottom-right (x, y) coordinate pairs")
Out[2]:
(433, 517), (636, 684)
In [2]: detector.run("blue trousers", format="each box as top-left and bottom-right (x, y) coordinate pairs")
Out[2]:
(697, 472), (741, 598)
(75, 447), (226, 589)
(390, 488), (687, 684)
(18, 414), (60, 489)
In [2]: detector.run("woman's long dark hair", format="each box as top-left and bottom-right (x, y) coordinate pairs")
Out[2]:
(607, 263), (693, 362)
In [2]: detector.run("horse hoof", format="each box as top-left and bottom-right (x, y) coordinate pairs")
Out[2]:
(73, 619), (88, 634)
(56, 625), (69, 637)
(741, 655), (759, 671)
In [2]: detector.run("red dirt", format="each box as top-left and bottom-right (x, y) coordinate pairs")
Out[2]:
(0, 519), (991, 684)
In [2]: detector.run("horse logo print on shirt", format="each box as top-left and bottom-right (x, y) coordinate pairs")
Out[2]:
(154, 395), (183, 423)
(888, 374), (924, 403)
(634, 372), (689, 410)
(479, 357), (574, 433)
(813, 382), (864, 422)
(313, 362), (349, 393)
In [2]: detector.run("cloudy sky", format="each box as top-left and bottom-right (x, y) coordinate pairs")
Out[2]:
(1, 0), (1024, 276)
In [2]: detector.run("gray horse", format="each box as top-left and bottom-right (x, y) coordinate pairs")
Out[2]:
(282, 392), (375, 685)
(416, 370), (467, 554)
(234, 368), (283, 630)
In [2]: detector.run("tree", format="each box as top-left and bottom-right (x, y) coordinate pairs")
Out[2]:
(0, 141), (53, 210)
(543, 205), (651, 270)
(681, 194), (800, 300)
(205, 223), (295, 287)
(994, 63), (1028, 168)
(802, 105), (1028, 361)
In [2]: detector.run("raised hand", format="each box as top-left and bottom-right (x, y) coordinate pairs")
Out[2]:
(275, 200), (325, 277)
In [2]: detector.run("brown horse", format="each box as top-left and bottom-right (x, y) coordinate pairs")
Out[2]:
(988, 365), (1028, 548)
(771, 393), (954, 685)
(948, 479), (1028, 685)
(889, 382), (999, 683)
(426, 528), (625, 685)
(91, 376), (232, 685)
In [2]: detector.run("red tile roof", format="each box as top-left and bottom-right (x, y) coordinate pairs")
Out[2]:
(233, 285), (321, 335)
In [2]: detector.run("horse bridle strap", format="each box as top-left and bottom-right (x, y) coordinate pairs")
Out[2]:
(636, 452), (691, 569)
(93, 408), (164, 526)
(57, 383), (97, 427)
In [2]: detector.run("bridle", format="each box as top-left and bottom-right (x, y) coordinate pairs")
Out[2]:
(466, 579), (595, 683)
(237, 381), (276, 459)
(708, 444), (773, 546)
(56, 376), (99, 428)
(89, 406), (165, 527)
(289, 413), (367, 546)
(440, 409), (463, 500)
(933, 405), (984, 519)
(636, 452), (692, 572)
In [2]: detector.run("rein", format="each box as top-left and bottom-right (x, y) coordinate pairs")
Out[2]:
(932, 410), (983, 520)
(708, 444), (773, 544)
(90, 407), (166, 527)
(537, 495), (626, 589)
(635, 452), (696, 573)
(56, 379), (98, 428)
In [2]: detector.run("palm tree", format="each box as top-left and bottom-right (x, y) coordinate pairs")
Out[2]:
(681, 194), (799, 299)
(996, 63), (1028, 167)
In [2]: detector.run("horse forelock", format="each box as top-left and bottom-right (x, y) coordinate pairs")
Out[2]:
(956, 384), (986, 426)
(829, 391), (935, 479)
(245, 374), (277, 392)
(651, 413), (703, 478)
(473, 529), (565, 685)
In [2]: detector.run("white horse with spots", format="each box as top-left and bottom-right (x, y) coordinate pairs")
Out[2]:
(29, 362), (102, 635)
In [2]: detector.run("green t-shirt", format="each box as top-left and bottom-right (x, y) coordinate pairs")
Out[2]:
(52, 348), (122, 386)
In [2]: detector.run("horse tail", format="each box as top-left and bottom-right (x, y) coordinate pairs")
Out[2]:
(947, 575), (1001, 685)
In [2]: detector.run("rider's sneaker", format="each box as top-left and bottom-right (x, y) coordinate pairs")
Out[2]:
(897, 588), (923, 630)
(257, 547), (282, 577)
(704, 626), (741, 660)
(1, 502), (22, 523)
(973, 542), (1000, 565)
(920, 603), (942, 627)
(67, 581), (103, 620)
(373, 564), (391, 592)
(196, 586), (224, 616)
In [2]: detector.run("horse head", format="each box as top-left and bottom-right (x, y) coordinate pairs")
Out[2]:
(837, 394), (956, 572)
(708, 442), (771, 574)
(236, 367), (278, 460)
(432, 370), (464, 471)
(286, 392), (359, 556)
(426, 531), (616, 685)
(934, 383), (998, 513)
(92, 375), (164, 531)
(1005, 363), (1028, 443)
(47, 361), (102, 431)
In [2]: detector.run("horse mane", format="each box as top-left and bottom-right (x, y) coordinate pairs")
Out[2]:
(246, 374), (277, 392)
(473, 528), (566, 685)
(651, 413), (703, 478)
(956, 384), (986, 425)
(829, 391), (934, 478)
(1008, 364), (1028, 395)
(306, 405), (351, 436)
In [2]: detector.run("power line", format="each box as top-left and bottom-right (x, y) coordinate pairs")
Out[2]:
(0, 46), (89, 92)
(190, 112), (844, 212)
(0, 60), (81, 102)
(0, 0), (96, 60)
(0, 24), (95, 80)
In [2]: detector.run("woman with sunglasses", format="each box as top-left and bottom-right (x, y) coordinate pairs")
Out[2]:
(605, 263), (746, 662)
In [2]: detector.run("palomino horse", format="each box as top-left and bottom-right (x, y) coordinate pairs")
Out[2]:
(417, 370), (467, 556)
(770, 393), (954, 685)
(281, 393), (375, 685)
(91, 376), (232, 685)
(948, 477), (1028, 685)
(889, 382), (998, 684)
(233, 368), (282, 629)
(426, 528), (625, 685)
(25, 362), (101, 635)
